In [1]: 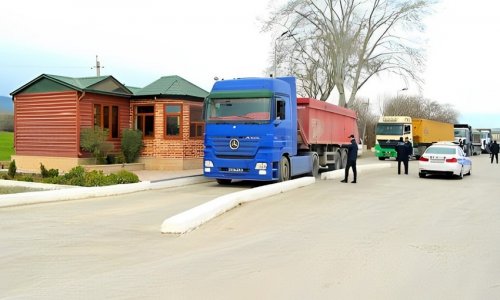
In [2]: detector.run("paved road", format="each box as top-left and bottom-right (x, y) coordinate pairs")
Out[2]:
(1, 154), (499, 299)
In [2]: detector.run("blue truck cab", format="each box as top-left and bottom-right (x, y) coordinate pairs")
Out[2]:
(203, 77), (313, 184)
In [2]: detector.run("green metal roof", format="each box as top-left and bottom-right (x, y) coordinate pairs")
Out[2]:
(11, 74), (133, 96)
(134, 75), (208, 98)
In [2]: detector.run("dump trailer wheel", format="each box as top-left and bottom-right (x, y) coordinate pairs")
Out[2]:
(278, 156), (291, 182)
(216, 179), (232, 185)
(340, 149), (348, 169)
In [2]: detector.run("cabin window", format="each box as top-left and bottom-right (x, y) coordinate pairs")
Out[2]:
(165, 104), (182, 138)
(404, 124), (411, 134)
(135, 105), (155, 138)
(189, 105), (204, 139)
(93, 104), (119, 138)
(276, 99), (286, 120)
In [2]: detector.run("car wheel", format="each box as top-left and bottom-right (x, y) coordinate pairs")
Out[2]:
(419, 172), (425, 178)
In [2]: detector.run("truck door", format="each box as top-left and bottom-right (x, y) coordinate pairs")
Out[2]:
(275, 96), (293, 155)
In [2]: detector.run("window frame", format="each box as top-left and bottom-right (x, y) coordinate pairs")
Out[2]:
(164, 103), (183, 139)
(134, 105), (155, 139)
(189, 104), (204, 139)
(93, 103), (120, 139)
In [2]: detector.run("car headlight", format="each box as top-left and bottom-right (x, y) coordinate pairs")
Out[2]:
(204, 160), (214, 167)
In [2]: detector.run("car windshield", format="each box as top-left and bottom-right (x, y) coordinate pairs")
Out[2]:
(376, 124), (403, 135)
(205, 97), (271, 122)
(425, 147), (456, 155)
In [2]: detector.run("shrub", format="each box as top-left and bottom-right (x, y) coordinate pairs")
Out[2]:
(84, 170), (108, 186)
(121, 129), (143, 163)
(112, 170), (140, 184)
(8, 160), (16, 178)
(17, 175), (34, 182)
(80, 127), (114, 164)
(40, 163), (59, 178)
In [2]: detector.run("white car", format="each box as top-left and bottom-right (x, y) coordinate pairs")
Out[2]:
(418, 143), (472, 179)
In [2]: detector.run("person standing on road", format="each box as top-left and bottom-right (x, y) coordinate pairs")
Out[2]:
(341, 134), (358, 183)
(395, 137), (409, 175)
(490, 140), (499, 164)
(404, 137), (413, 161)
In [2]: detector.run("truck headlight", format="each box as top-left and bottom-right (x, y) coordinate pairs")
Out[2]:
(205, 160), (214, 167)
(255, 162), (267, 170)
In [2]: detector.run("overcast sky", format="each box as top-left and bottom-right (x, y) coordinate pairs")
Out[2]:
(1, 0), (499, 127)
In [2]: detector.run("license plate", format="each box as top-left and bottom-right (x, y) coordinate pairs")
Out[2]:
(228, 168), (244, 172)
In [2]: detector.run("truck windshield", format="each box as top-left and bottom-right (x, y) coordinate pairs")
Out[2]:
(454, 129), (467, 138)
(376, 124), (403, 135)
(205, 97), (271, 122)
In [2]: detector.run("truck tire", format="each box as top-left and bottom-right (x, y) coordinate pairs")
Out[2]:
(216, 179), (232, 185)
(308, 154), (320, 178)
(278, 156), (290, 182)
(340, 149), (348, 169)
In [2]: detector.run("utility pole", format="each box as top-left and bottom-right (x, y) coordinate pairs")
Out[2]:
(92, 55), (103, 76)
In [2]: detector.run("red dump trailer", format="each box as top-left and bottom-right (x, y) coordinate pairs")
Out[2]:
(296, 97), (359, 170)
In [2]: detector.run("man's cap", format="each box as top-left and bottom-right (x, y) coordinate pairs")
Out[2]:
(348, 134), (355, 138)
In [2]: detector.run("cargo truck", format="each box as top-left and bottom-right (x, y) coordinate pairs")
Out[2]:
(374, 116), (454, 160)
(471, 130), (482, 156)
(477, 128), (492, 153)
(203, 77), (359, 184)
(453, 124), (481, 156)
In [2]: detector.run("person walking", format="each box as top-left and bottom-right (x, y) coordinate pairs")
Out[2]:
(341, 134), (358, 183)
(395, 137), (409, 174)
(490, 140), (499, 164)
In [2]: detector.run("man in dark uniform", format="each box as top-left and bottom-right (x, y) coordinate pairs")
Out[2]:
(490, 140), (499, 164)
(341, 134), (358, 183)
(395, 137), (409, 174)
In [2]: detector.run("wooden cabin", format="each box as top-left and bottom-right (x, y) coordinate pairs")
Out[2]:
(10, 74), (208, 172)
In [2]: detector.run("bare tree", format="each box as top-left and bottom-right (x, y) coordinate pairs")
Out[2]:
(350, 98), (379, 148)
(383, 95), (459, 123)
(263, 0), (433, 107)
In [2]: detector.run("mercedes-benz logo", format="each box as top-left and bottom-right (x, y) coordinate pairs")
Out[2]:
(229, 138), (239, 150)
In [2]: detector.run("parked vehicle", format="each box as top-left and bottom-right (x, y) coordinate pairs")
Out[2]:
(418, 142), (472, 179)
(477, 129), (492, 153)
(203, 77), (360, 184)
(454, 124), (481, 156)
(471, 130), (483, 156)
(374, 116), (454, 160)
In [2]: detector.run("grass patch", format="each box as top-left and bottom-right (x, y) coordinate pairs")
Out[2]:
(0, 131), (14, 161)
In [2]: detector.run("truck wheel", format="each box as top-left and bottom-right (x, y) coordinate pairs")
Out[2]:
(216, 179), (232, 185)
(340, 149), (348, 169)
(308, 155), (319, 178)
(278, 156), (290, 182)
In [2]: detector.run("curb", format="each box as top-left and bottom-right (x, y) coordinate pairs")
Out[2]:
(320, 163), (391, 180)
(0, 176), (211, 208)
(161, 177), (316, 234)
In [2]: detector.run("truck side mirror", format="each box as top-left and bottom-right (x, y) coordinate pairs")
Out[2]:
(273, 119), (282, 126)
